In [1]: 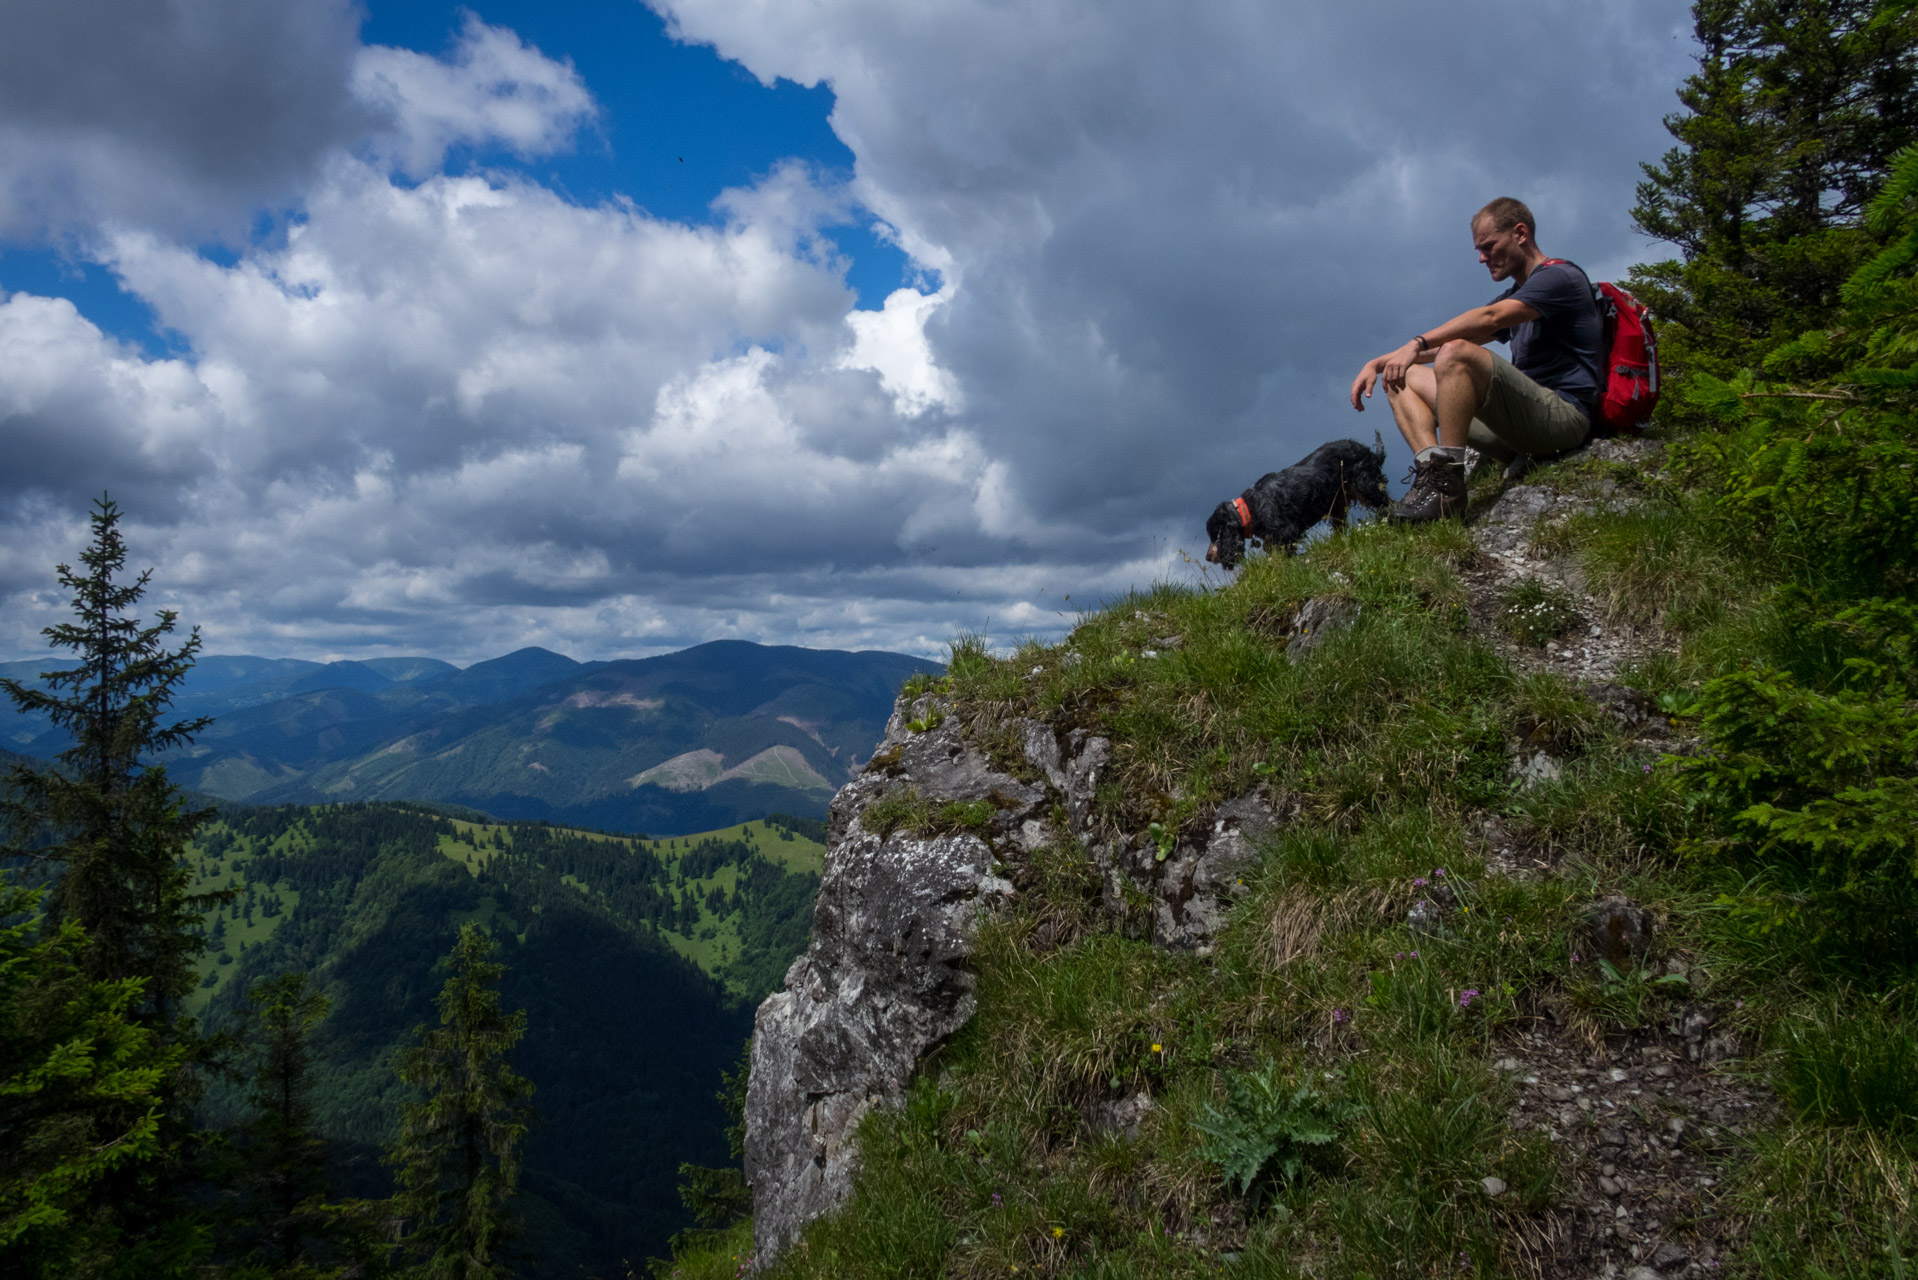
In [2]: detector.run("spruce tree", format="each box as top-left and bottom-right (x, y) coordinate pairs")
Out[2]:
(385, 926), (535, 1280)
(0, 495), (215, 1016)
(0, 876), (189, 1278)
(0, 498), (217, 1277)
(1630, 0), (1918, 375)
(224, 972), (392, 1278)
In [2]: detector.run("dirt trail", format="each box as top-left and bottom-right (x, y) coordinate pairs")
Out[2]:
(1452, 439), (1770, 1280)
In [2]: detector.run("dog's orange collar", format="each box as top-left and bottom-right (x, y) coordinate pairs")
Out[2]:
(1233, 497), (1252, 529)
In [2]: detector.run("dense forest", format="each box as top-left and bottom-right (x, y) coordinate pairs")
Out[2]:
(179, 801), (824, 1273)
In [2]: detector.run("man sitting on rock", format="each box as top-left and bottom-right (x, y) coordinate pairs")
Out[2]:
(1349, 197), (1602, 521)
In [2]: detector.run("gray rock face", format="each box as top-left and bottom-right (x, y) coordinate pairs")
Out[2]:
(1083, 1091), (1155, 1140)
(1151, 797), (1276, 953)
(745, 702), (1028, 1261)
(1508, 747), (1563, 788)
(1473, 483), (1568, 558)
(744, 825), (1011, 1260)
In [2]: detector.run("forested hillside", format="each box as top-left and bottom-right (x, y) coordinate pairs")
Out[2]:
(186, 802), (826, 1275)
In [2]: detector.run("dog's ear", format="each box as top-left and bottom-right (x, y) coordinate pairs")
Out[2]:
(1371, 430), (1386, 464)
(1205, 502), (1232, 542)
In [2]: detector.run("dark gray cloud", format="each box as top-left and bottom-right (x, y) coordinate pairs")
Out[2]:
(656, 0), (1695, 524)
(0, 0), (370, 241)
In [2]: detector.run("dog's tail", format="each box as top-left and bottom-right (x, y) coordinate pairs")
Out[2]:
(1370, 430), (1386, 464)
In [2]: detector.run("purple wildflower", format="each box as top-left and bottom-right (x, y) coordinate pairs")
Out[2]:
(1332, 1008), (1350, 1024)
(1459, 989), (1480, 1009)
(1412, 877), (1429, 888)
(1433, 868), (1447, 879)
(1409, 950), (1419, 959)
(991, 1192), (1002, 1206)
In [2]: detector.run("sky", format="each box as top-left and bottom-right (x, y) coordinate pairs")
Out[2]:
(0, 0), (1700, 664)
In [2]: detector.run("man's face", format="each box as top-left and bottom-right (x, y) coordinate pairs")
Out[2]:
(1473, 219), (1528, 281)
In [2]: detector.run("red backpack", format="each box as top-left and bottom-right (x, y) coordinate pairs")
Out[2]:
(1540, 260), (1660, 436)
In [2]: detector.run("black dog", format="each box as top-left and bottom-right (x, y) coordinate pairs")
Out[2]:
(1205, 435), (1390, 569)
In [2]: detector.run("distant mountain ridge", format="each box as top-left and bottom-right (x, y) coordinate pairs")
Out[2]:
(0, 641), (941, 836)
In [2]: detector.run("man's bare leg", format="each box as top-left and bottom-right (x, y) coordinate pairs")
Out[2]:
(1432, 340), (1494, 449)
(1383, 365), (1441, 453)
(1389, 344), (1491, 523)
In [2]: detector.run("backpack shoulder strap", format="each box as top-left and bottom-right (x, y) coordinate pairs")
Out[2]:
(1535, 258), (1601, 305)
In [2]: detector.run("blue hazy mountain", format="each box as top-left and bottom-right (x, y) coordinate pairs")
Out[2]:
(1, 641), (940, 836)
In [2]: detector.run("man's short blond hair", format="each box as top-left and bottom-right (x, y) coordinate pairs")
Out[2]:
(1473, 197), (1536, 237)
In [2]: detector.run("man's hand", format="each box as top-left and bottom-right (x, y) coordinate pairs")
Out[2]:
(1378, 340), (1422, 393)
(1349, 358), (1382, 411)
(1350, 340), (1422, 410)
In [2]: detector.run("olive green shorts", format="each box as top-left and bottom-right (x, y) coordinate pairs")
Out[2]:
(1466, 353), (1592, 462)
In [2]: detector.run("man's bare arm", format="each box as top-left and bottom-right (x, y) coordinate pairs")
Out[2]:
(1351, 297), (1540, 410)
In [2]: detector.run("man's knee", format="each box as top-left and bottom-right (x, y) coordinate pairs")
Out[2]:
(1433, 339), (1489, 373)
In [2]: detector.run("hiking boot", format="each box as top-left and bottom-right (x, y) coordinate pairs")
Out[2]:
(1391, 455), (1468, 523)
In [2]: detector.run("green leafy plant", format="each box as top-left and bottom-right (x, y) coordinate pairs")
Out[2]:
(1146, 822), (1174, 863)
(1570, 957), (1691, 1031)
(1193, 1062), (1351, 1205)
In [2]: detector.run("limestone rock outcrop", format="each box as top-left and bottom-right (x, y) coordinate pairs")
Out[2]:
(742, 692), (1283, 1262)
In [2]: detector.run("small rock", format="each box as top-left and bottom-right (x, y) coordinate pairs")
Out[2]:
(1285, 596), (1359, 660)
(1583, 895), (1656, 966)
(1509, 748), (1563, 788)
(1598, 1175), (1622, 1196)
(1407, 898), (1445, 936)
(1624, 1268), (1662, 1280)
(1493, 1057), (1522, 1071)
(1479, 1176), (1507, 1198)
(1597, 1127), (1626, 1146)
(1083, 1091), (1155, 1140)
(1651, 1241), (1691, 1271)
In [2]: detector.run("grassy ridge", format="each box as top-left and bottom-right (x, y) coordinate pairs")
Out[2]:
(669, 454), (1913, 1278)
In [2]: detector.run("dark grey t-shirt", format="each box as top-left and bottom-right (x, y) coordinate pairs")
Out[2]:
(1492, 260), (1603, 414)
